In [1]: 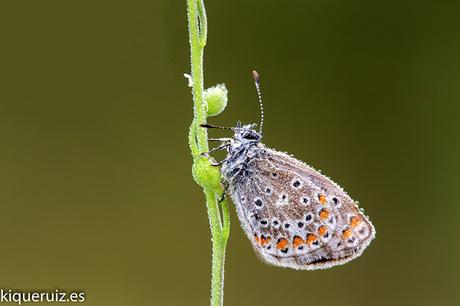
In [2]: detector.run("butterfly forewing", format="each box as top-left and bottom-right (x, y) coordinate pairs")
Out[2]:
(228, 144), (375, 270)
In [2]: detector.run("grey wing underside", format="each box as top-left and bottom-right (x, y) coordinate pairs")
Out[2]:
(229, 146), (375, 270)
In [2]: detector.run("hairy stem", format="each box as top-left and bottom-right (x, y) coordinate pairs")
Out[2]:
(186, 1), (230, 305)
(205, 189), (228, 306)
(187, 0), (207, 154)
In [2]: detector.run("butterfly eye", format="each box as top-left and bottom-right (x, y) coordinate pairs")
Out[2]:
(242, 130), (259, 140)
(244, 134), (257, 140)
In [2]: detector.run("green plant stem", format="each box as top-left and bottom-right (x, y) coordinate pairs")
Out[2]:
(205, 189), (228, 306)
(186, 1), (230, 305)
(188, 0), (207, 154)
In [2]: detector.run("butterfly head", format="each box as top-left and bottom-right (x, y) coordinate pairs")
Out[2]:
(223, 70), (264, 146)
(233, 124), (262, 143)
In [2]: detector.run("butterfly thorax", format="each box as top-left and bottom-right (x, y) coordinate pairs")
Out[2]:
(221, 124), (263, 183)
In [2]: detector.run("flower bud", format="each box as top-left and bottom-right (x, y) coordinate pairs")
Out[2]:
(204, 84), (228, 117)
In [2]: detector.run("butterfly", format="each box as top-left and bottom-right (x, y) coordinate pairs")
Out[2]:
(202, 71), (375, 270)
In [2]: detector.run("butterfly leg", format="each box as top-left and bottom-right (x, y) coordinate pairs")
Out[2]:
(208, 138), (232, 142)
(200, 143), (231, 166)
(210, 157), (230, 167)
(201, 142), (230, 156)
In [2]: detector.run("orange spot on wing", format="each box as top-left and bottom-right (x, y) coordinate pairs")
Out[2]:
(350, 216), (361, 228)
(342, 228), (352, 240)
(293, 236), (304, 247)
(318, 226), (327, 236)
(318, 194), (327, 205)
(306, 234), (317, 244)
(319, 209), (329, 221)
(254, 234), (260, 244)
(276, 238), (289, 250)
(260, 235), (271, 246)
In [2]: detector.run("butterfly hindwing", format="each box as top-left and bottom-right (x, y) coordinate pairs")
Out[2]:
(229, 144), (375, 270)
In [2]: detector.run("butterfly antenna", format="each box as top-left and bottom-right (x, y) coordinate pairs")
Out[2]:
(252, 70), (264, 135)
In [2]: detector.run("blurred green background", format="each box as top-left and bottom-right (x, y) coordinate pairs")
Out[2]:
(0, 1), (459, 305)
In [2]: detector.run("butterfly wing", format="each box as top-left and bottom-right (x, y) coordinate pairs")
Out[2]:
(228, 145), (375, 270)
